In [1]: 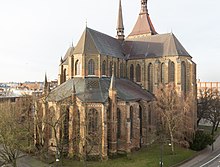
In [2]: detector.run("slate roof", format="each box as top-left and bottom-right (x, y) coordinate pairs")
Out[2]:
(124, 33), (190, 59)
(61, 27), (190, 61)
(47, 77), (154, 103)
(73, 27), (125, 58)
(61, 46), (74, 65)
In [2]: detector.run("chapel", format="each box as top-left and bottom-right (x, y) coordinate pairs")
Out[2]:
(36, 0), (197, 159)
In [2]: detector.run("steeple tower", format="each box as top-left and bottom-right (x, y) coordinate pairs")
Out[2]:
(43, 73), (50, 95)
(44, 73), (48, 92)
(116, 0), (124, 40)
(128, 0), (157, 38)
(141, 0), (148, 14)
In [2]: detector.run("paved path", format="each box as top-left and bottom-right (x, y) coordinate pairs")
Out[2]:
(179, 135), (220, 167)
(16, 154), (50, 167)
(0, 151), (49, 167)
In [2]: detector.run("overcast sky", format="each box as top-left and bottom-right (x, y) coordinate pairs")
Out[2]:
(0, 0), (219, 82)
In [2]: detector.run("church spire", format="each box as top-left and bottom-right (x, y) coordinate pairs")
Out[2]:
(72, 82), (76, 103)
(128, 0), (157, 38)
(116, 0), (124, 40)
(44, 73), (48, 89)
(141, 0), (148, 14)
(43, 73), (50, 94)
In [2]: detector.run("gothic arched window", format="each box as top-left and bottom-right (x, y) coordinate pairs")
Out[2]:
(148, 63), (153, 92)
(102, 60), (106, 75)
(114, 62), (117, 76)
(75, 60), (80, 75)
(161, 63), (165, 84)
(76, 109), (80, 135)
(130, 106), (133, 140)
(130, 64), (134, 81)
(71, 56), (74, 78)
(136, 64), (141, 82)
(63, 69), (67, 82)
(88, 59), (95, 75)
(87, 108), (98, 134)
(148, 110), (151, 125)
(139, 106), (143, 137)
(109, 61), (113, 76)
(63, 107), (69, 144)
(181, 61), (187, 94)
(117, 108), (121, 139)
(169, 61), (175, 83)
(48, 107), (56, 139)
(120, 63), (123, 78)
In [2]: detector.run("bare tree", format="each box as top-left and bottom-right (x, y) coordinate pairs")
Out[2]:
(197, 88), (215, 126)
(197, 88), (220, 135)
(154, 84), (194, 154)
(206, 90), (220, 135)
(46, 105), (67, 166)
(34, 94), (70, 166)
(34, 91), (103, 166)
(0, 97), (33, 167)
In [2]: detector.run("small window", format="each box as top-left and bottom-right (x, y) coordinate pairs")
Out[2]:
(130, 64), (134, 81)
(120, 63), (123, 78)
(181, 61), (187, 94)
(102, 60), (106, 75)
(148, 63), (153, 92)
(109, 61), (113, 76)
(161, 63), (165, 84)
(169, 62), (175, 83)
(130, 106), (133, 140)
(136, 64), (141, 82)
(63, 69), (67, 82)
(87, 108), (98, 134)
(114, 62), (117, 76)
(117, 108), (121, 138)
(88, 59), (95, 75)
(75, 60), (80, 75)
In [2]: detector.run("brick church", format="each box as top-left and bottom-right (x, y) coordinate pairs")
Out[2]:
(36, 0), (197, 159)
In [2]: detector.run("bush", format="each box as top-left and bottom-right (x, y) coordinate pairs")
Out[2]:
(190, 130), (214, 151)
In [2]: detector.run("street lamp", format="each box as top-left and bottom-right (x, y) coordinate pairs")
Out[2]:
(160, 142), (163, 167)
(212, 134), (214, 151)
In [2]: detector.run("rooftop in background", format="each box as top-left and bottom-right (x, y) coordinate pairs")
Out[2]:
(0, 81), (57, 98)
(197, 80), (220, 97)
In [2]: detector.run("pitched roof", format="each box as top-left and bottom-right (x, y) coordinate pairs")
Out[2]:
(124, 33), (190, 59)
(47, 77), (154, 102)
(61, 46), (74, 65)
(128, 0), (157, 38)
(128, 13), (157, 37)
(73, 27), (125, 58)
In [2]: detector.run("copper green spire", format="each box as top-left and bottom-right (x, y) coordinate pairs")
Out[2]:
(116, 0), (124, 40)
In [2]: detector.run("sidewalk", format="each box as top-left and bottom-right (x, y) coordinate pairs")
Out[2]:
(0, 153), (49, 167)
(178, 135), (220, 167)
(17, 155), (50, 167)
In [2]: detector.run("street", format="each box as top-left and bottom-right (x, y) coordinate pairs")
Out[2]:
(179, 136), (220, 167)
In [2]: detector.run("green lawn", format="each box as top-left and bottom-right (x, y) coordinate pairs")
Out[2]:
(55, 143), (196, 167)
